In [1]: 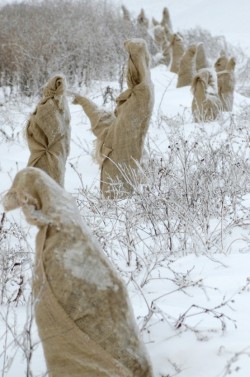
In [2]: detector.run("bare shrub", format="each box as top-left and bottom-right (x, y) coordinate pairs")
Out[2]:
(0, 213), (32, 305)
(0, 0), (153, 96)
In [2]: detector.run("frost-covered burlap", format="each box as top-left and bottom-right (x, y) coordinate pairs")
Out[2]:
(217, 57), (236, 111)
(191, 68), (221, 122)
(73, 38), (154, 198)
(3, 167), (153, 377)
(26, 75), (71, 186)
(176, 44), (197, 88)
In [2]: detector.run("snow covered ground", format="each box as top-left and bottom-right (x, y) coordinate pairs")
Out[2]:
(1, 1), (250, 376)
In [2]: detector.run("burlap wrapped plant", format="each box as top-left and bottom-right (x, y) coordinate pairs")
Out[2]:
(153, 25), (167, 47)
(3, 167), (153, 377)
(152, 17), (160, 27)
(152, 25), (171, 66)
(137, 8), (149, 29)
(169, 33), (185, 74)
(73, 38), (154, 199)
(217, 57), (236, 111)
(191, 68), (222, 122)
(160, 6), (173, 32)
(121, 5), (131, 22)
(176, 44), (197, 88)
(26, 75), (71, 187)
(196, 42), (210, 71)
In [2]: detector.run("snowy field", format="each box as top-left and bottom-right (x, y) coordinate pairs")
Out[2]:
(1, 1), (250, 376)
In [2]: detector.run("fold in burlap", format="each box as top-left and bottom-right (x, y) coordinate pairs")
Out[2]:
(73, 38), (154, 198)
(26, 75), (71, 187)
(217, 57), (236, 111)
(3, 168), (153, 377)
(177, 44), (197, 88)
(192, 68), (222, 122)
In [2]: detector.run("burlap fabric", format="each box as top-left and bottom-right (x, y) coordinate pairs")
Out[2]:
(196, 42), (210, 71)
(217, 57), (236, 111)
(121, 5), (131, 22)
(191, 68), (221, 122)
(153, 25), (167, 47)
(152, 17), (160, 27)
(177, 44), (197, 88)
(137, 9), (149, 29)
(169, 33), (185, 74)
(214, 54), (229, 73)
(26, 75), (71, 187)
(152, 25), (171, 66)
(73, 38), (154, 199)
(160, 6), (173, 32)
(3, 167), (153, 377)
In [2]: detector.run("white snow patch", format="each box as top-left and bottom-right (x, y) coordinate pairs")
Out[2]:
(63, 243), (118, 291)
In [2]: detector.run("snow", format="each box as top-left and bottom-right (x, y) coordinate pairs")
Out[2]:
(1, 1), (250, 376)
(63, 244), (118, 291)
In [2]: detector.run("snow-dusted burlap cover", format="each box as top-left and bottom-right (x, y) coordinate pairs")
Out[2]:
(191, 68), (221, 122)
(176, 44), (197, 88)
(169, 33), (185, 74)
(3, 167), (153, 377)
(26, 75), (71, 186)
(73, 38), (154, 198)
(160, 6), (173, 32)
(217, 57), (236, 111)
(196, 42), (210, 71)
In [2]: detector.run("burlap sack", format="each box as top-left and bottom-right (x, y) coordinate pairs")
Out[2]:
(152, 25), (171, 66)
(152, 17), (160, 27)
(217, 57), (236, 111)
(191, 68), (222, 122)
(214, 54), (229, 73)
(137, 8), (149, 29)
(26, 75), (71, 187)
(121, 5), (131, 22)
(3, 167), (153, 377)
(160, 6), (173, 32)
(196, 42), (210, 71)
(169, 33), (185, 74)
(176, 44), (197, 88)
(153, 25), (166, 47)
(73, 38), (154, 199)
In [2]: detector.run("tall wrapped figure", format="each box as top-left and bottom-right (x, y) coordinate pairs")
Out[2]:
(176, 44), (197, 88)
(196, 42), (210, 71)
(26, 75), (71, 187)
(191, 68), (221, 122)
(169, 33), (185, 74)
(3, 167), (153, 377)
(217, 57), (236, 111)
(73, 38), (154, 198)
